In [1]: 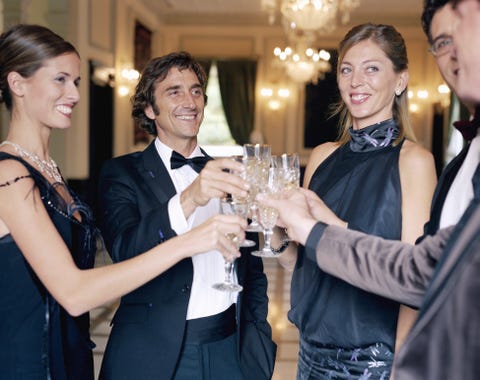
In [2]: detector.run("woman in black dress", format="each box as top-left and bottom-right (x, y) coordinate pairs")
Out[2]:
(278, 24), (437, 379)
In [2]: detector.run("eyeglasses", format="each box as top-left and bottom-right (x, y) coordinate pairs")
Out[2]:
(429, 36), (454, 57)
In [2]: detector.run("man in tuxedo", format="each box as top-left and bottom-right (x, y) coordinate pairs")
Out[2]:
(97, 51), (276, 380)
(419, 0), (479, 237)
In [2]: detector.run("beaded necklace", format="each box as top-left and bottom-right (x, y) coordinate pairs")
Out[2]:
(0, 140), (63, 183)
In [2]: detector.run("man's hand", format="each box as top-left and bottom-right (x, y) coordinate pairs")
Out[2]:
(257, 189), (317, 245)
(301, 188), (347, 228)
(257, 188), (347, 245)
(180, 158), (249, 219)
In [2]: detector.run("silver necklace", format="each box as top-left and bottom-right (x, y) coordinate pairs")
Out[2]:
(0, 140), (63, 183)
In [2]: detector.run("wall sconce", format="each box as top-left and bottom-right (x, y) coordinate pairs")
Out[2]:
(408, 87), (429, 113)
(407, 83), (451, 113)
(261, 85), (290, 110)
(117, 65), (140, 97)
(92, 66), (115, 87)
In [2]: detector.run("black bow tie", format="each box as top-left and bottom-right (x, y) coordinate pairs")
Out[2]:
(170, 151), (211, 173)
(453, 107), (480, 141)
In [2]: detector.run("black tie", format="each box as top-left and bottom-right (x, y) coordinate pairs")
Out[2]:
(453, 106), (480, 141)
(170, 151), (211, 173)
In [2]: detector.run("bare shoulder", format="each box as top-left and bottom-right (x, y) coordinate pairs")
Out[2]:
(304, 142), (340, 187)
(310, 142), (340, 163)
(0, 158), (35, 207)
(0, 158), (32, 184)
(399, 140), (435, 173)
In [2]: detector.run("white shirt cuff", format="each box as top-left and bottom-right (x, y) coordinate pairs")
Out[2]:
(168, 193), (189, 234)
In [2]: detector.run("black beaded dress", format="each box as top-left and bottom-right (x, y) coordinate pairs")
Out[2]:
(290, 119), (404, 379)
(0, 153), (98, 380)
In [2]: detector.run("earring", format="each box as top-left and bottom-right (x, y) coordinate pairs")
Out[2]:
(395, 89), (401, 96)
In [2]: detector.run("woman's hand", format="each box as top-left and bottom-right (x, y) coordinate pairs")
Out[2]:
(185, 214), (247, 261)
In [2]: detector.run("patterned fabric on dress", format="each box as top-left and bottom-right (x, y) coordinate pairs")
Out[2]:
(297, 339), (392, 380)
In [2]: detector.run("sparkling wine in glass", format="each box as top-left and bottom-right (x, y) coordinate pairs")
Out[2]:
(272, 153), (300, 242)
(229, 156), (256, 247)
(212, 199), (243, 292)
(251, 199), (280, 258)
(277, 153), (300, 190)
(251, 166), (283, 258)
(243, 144), (271, 232)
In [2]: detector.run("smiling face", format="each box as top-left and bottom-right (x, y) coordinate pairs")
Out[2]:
(338, 39), (408, 130)
(145, 67), (205, 153)
(18, 52), (80, 130)
(452, 0), (480, 104)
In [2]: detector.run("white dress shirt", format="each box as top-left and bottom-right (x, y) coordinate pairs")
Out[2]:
(440, 130), (480, 228)
(154, 138), (236, 320)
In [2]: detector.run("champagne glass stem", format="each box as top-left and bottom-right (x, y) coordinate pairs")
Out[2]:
(250, 202), (259, 225)
(264, 228), (274, 251)
(224, 260), (234, 284)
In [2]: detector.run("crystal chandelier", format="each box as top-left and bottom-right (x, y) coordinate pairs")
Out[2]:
(273, 45), (331, 84)
(270, 0), (360, 84)
(281, 0), (360, 34)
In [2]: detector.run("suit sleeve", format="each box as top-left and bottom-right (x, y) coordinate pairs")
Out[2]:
(305, 223), (454, 307)
(98, 158), (177, 262)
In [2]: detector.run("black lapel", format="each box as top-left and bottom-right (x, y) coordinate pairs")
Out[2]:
(428, 144), (470, 233)
(140, 141), (177, 202)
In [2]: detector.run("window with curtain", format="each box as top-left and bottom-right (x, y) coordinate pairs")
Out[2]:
(198, 59), (257, 156)
(199, 62), (236, 146)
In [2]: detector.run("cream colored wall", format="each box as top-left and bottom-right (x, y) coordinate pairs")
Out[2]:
(1, 0), (445, 174)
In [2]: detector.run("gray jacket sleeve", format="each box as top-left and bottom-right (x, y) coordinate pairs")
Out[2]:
(307, 225), (454, 307)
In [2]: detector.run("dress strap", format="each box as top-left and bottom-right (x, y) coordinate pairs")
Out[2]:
(0, 174), (33, 187)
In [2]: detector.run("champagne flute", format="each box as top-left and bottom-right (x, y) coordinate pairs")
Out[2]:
(230, 156), (256, 248)
(272, 153), (300, 242)
(251, 165), (283, 257)
(243, 144), (271, 232)
(276, 153), (300, 190)
(212, 198), (243, 293)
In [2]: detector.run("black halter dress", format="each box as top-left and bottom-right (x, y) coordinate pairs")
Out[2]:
(290, 119), (404, 379)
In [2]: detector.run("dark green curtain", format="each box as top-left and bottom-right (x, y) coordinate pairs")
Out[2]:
(216, 60), (257, 145)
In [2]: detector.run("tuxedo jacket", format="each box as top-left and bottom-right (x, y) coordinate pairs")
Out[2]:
(309, 199), (480, 379)
(418, 143), (469, 239)
(97, 141), (276, 380)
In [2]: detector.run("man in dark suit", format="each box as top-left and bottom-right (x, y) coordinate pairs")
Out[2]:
(98, 51), (276, 380)
(419, 0), (479, 237)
